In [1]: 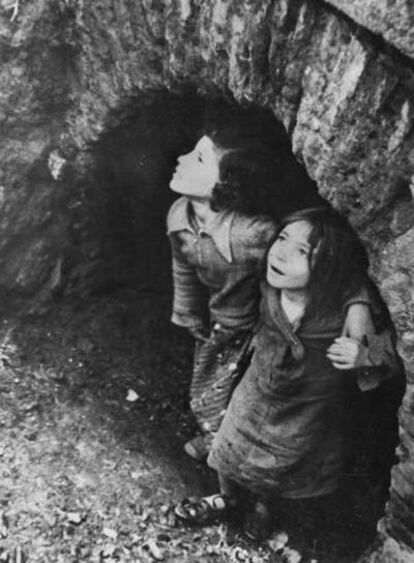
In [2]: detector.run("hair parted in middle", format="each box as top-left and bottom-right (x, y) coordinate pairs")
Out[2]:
(269, 206), (370, 318)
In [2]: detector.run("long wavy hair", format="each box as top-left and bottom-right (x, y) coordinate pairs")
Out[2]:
(268, 207), (370, 317)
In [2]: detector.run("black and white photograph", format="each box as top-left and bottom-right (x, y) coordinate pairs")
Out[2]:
(0, 1), (412, 561)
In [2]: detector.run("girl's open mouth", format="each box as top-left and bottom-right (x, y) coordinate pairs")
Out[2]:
(270, 265), (284, 275)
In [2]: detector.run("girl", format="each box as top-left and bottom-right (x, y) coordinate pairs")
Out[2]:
(174, 207), (400, 538)
(167, 125), (374, 461)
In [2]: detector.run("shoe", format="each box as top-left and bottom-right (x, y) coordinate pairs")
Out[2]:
(184, 435), (208, 461)
(174, 494), (234, 525)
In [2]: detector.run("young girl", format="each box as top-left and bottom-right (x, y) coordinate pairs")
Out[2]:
(167, 124), (374, 461)
(174, 207), (400, 538)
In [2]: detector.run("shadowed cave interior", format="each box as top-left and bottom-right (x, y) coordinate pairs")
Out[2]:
(67, 93), (322, 299)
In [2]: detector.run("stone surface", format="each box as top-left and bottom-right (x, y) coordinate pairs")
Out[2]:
(0, 0), (414, 560)
(375, 228), (414, 374)
(325, 0), (414, 60)
(360, 536), (414, 563)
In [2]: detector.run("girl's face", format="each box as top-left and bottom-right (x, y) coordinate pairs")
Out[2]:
(266, 220), (313, 292)
(169, 135), (221, 200)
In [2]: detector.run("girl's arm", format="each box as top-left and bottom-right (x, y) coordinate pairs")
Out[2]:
(169, 236), (209, 339)
(327, 303), (402, 390)
(342, 302), (375, 340)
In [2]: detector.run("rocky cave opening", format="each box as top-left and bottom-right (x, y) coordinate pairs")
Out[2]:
(1, 0), (412, 559)
(1, 88), (405, 561)
(62, 92), (322, 301)
(59, 89), (402, 518)
(0, 0), (414, 563)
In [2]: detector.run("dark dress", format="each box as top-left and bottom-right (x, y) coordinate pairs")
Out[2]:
(208, 282), (398, 498)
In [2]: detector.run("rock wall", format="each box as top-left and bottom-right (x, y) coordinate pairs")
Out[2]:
(0, 1), (413, 560)
(325, 0), (414, 59)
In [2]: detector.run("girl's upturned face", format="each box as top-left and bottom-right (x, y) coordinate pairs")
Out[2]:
(169, 135), (221, 200)
(266, 220), (313, 292)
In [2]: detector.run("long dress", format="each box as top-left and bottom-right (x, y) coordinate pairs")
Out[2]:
(167, 196), (277, 442)
(208, 282), (399, 498)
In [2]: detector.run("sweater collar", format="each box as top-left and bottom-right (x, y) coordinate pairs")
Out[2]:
(260, 282), (305, 360)
(167, 197), (234, 262)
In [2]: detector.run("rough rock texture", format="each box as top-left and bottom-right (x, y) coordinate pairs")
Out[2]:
(0, 1), (414, 560)
(325, 0), (414, 59)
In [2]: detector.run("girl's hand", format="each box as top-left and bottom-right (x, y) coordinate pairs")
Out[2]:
(326, 336), (368, 370)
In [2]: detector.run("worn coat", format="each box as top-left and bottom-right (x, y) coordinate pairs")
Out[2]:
(167, 196), (277, 437)
(167, 196), (277, 331)
(208, 282), (399, 499)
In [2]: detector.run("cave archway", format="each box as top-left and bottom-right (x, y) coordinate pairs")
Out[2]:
(55, 90), (403, 554)
(1, 0), (413, 559)
(62, 92), (323, 298)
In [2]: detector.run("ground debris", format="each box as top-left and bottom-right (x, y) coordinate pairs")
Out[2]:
(126, 389), (139, 402)
(102, 527), (118, 540)
(0, 513), (9, 539)
(144, 538), (165, 560)
(0, 546), (27, 563)
(268, 531), (289, 552)
(65, 512), (85, 525)
(0, 294), (379, 563)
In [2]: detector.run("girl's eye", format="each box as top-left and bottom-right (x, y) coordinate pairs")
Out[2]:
(299, 248), (309, 257)
(198, 154), (203, 162)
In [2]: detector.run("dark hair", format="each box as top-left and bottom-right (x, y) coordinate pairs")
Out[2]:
(201, 112), (322, 220)
(270, 206), (370, 317)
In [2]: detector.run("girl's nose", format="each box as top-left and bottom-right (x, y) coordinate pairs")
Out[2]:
(275, 247), (287, 262)
(179, 151), (193, 164)
(269, 247), (283, 266)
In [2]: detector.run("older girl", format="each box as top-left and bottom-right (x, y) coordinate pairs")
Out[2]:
(175, 207), (400, 538)
(167, 125), (374, 461)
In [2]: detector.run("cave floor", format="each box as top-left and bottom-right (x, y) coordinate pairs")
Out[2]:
(0, 290), (382, 563)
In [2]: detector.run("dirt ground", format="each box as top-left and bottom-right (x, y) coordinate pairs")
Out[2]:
(0, 290), (389, 562)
